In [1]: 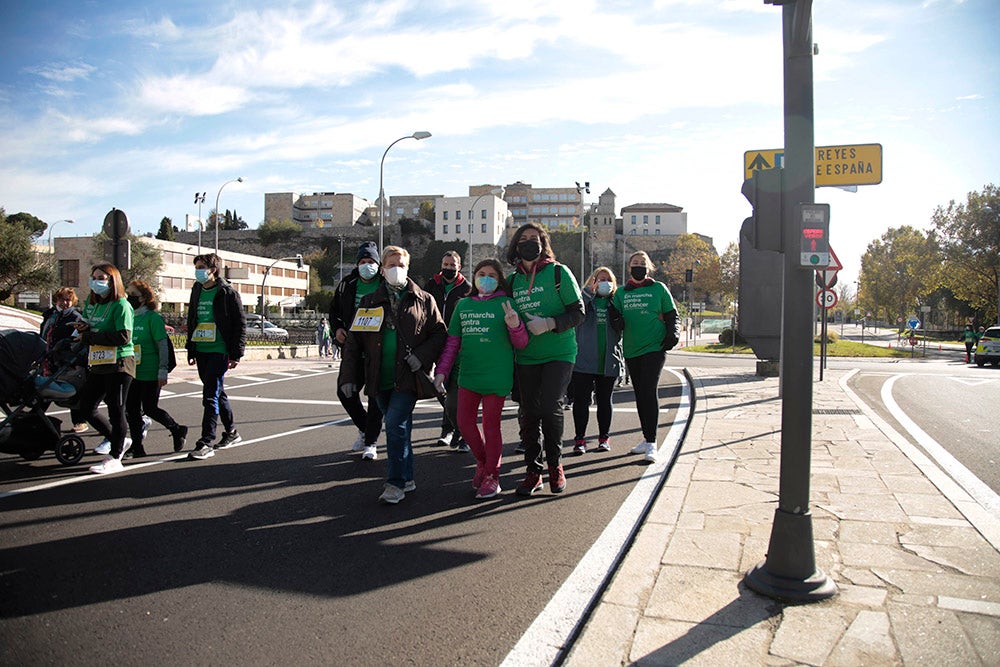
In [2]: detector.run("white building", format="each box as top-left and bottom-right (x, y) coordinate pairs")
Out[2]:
(620, 203), (687, 236)
(434, 195), (510, 246)
(54, 236), (309, 315)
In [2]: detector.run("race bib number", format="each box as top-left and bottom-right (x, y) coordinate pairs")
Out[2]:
(193, 322), (217, 342)
(134, 344), (142, 365)
(350, 307), (384, 332)
(89, 345), (117, 367)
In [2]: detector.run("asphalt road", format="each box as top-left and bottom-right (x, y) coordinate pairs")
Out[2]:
(0, 365), (686, 665)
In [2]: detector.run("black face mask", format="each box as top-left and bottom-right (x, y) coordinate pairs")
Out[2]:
(630, 266), (648, 281)
(441, 268), (457, 281)
(517, 239), (542, 262)
(127, 295), (142, 309)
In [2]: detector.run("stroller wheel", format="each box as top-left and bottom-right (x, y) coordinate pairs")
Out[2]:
(55, 435), (86, 465)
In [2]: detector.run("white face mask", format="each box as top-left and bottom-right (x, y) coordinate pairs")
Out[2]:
(384, 266), (408, 287)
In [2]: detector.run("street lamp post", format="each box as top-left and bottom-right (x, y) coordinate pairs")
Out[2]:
(576, 181), (590, 281)
(260, 254), (304, 335)
(194, 192), (206, 254)
(47, 219), (74, 254)
(214, 177), (244, 253)
(467, 187), (504, 278)
(336, 236), (345, 282)
(378, 131), (431, 252)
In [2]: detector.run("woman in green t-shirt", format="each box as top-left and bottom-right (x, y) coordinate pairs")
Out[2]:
(609, 251), (679, 464)
(123, 281), (188, 458)
(74, 263), (135, 475)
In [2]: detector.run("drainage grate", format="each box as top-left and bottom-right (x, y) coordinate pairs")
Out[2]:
(813, 408), (863, 415)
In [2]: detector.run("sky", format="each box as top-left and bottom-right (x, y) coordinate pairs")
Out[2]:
(1, 0), (998, 288)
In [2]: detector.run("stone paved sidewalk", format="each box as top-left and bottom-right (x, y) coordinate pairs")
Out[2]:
(566, 366), (1000, 666)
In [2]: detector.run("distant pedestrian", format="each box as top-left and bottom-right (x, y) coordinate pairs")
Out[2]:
(506, 223), (585, 496)
(185, 253), (246, 460)
(571, 266), (623, 455)
(961, 324), (977, 363)
(434, 258), (528, 499)
(317, 318), (332, 357)
(124, 280), (187, 457)
(330, 242), (385, 459)
(608, 251), (679, 464)
(422, 250), (472, 452)
(339, 246), (447, 505)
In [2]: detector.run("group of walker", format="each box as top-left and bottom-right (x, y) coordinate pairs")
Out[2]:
(333, 222), (680, 504)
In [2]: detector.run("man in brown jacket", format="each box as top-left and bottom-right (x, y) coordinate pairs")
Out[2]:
(340, 246), (447, 504)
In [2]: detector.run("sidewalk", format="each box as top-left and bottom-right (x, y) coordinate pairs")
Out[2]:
(566, 365), (1000, 666)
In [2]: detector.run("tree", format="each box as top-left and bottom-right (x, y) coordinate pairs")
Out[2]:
(156, 216), (175, 241)
(257, 219), (303, 246)
(663, 234), (721, 308)
(91, 233), (164, 286)
(207, 208), (249, 231)
(859, 226), (939, 328)
(5, 211), (47, 239)
(0, 208), (58, 301)
(932, 183), (1000, 325)
(418, 201), (436, 223)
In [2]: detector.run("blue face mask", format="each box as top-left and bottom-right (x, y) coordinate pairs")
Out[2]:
(195, 268), (211, 284)
(475, 275), (498, 294)
(596, 281), (613, 297)
(358, 262), (379, 280)
(89, 278), (110, 296)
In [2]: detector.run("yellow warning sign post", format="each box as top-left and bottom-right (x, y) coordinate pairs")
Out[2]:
(744, 143), (882, 186)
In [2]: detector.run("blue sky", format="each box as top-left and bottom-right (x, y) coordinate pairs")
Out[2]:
(1, 0), (997, 287)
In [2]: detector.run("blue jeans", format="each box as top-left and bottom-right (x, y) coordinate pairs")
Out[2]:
(197, 352), (234, 445)
(375, 389), (417, 489)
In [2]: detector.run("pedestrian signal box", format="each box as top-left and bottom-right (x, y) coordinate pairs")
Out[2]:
(798, 203), (830, 269)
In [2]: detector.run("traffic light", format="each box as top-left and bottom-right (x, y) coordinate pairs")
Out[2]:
(798, 203), (830, 269)
(685, 269), (693, 282)
(741, 168), (783, 252)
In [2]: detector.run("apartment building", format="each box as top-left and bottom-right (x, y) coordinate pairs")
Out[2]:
(387, 194), (442, 224)
(494, 181), (585, 229)
(433, 195), (510, 246)
(620, 203), (687, 236)
(264, 192), (371, 229)
(54, 236), (309, 315)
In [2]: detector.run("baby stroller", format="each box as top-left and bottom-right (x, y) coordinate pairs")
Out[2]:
(0, 329), (88, 465)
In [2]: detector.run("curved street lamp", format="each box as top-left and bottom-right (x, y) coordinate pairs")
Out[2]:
(467, 187), (504, 278)
(378, 131), (431, 252)
(215, 177), (244, 253)
(259, 254), (304, 335)
(47, 219), (74, 253)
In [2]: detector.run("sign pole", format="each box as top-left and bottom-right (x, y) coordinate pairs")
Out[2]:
(745, 0), (836, 602)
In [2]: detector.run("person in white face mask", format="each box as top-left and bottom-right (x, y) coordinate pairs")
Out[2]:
(339, 246), (447, 505)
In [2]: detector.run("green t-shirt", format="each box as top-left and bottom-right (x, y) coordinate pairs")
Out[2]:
(379, 329), (398, 391)
(613, 281), (676, 358)
(132, 309), (168, 381)
(194, 287), (228, 354)
(354, 278), (379, 310)
(83, 298), (134, 360)
(448, 296), (517, 396)
(595, 295), (609, 372)
(509, 263), (582, 365)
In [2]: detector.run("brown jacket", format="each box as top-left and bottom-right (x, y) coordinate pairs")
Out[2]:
(339, 279), (446, 398)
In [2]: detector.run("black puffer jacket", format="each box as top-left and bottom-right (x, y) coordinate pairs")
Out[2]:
(185, 278), (246, 361)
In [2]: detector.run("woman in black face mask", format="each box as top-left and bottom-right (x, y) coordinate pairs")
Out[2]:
(607, 251), (679, 464)
(504, 223), (585, 496)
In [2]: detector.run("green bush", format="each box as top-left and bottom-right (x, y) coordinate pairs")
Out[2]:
(719, 328), (746, 346)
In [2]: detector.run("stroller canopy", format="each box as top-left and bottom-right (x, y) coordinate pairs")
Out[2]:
(0, 329), (48, 400)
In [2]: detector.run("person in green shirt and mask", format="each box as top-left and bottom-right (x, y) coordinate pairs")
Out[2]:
(124, 280), (187, 457)
(185, 253), (246, 460)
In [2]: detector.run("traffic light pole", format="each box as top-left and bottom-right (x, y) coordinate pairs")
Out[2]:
(744, 0), (836, 601)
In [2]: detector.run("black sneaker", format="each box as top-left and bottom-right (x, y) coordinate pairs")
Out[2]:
(216, 431), (242, 449)
(188, 443), (214, 460)
(171, 425), (189, 453)
(455, 440), (470, 453)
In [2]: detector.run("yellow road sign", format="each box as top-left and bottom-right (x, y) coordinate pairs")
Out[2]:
(744, 143), (882, 186)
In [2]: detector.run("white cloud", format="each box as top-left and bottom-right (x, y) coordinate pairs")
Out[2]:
(24, 61), (96, 83)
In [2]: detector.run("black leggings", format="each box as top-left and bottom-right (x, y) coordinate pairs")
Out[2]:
(76, 371), (133, 458)
(571, 372), (616, 440)
(624, 350), (665, 443)
(126, 379), (180, 450)
(337, 385), (383, 446)
(516, 361), (573, 472)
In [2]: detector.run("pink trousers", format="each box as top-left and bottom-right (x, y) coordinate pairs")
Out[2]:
(457, 388), (506, 477)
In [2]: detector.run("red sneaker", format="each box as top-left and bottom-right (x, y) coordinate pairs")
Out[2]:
(572, 438), (586, 455)
(548, 465), (566, 493)
(472, 462), (486, 490)
(515, 470), (543, 496)
(476, 475), (501, 499)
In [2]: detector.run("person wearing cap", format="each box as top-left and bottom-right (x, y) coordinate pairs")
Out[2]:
(422, 251), (472, 453)
(330, 241), (385, 460)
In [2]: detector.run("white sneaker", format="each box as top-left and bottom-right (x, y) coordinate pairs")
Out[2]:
(94, 439), (111, 455)
(351, 431), (365, 452)
(403, 480), (416, 493)
(378, 483), (405, 504)
(630, 440), (647, 455)
(89, 455), (123, 475)
(436, 431), (453, 447)
(119, 437), (133, 460)
(362, 445), (377, 461)
(643, 442), (658, 463)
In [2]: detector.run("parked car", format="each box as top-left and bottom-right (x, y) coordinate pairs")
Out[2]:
(247, 320), (289, 343)
(974, 326), (1000, 367)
